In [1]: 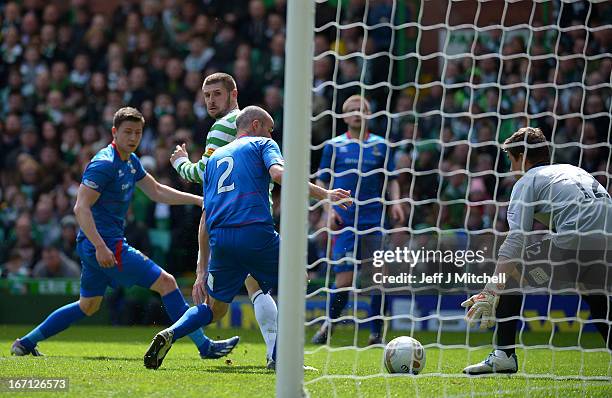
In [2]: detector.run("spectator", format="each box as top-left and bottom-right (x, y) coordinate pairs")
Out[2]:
(2, 213), (38, 269)
(32, 244), (80, 278)
(184, 35), (215, 73)
(1, 249), (29, 279)
(31, 194), (61, 247)
(1, 26), (23, 65)
(263, 85), (283, 144)
(233, 58), (260, 106)
(241, 0), (268, 50)
(59, 215), (79, 263)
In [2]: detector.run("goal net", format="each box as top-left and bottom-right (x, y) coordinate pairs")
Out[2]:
(289, 0), (612, 396)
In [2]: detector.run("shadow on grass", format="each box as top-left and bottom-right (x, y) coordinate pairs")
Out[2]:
(149, 364), (272, 375)
(199, 365), (273, 375)
(82, 356), (143, 362)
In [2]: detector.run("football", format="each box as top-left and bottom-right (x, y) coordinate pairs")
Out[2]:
(383, 336), (426, 375)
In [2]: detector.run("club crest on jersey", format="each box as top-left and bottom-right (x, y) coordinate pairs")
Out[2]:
(372, 146), (382, 157)
(206, 147), (216, 157)
(118, 169), (124, 178)
(127, 161), (136, 174)
(339, 146), (348, 153)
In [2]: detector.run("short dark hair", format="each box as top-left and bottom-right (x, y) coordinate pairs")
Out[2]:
(203, 72), (236, 92)
(113, 107), (145, 129)
(503, 127), (550, 164)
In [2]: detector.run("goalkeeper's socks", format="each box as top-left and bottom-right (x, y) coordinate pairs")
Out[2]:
(581, 294), (612, 350)
(495, 294), (522, 353)
(170, 303), (213, 343)
(21, 301), (86, 349)
(161, 289), (211, 355)
(251, 290), (278, 360)
(329, 286), (349, 320)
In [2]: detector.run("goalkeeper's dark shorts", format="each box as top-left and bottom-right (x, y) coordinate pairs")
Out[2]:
(518, 238), (612, 294)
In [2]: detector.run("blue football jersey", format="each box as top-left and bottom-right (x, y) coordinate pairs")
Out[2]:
(204, 136), (284, 231)
(317, 132), (396, 227)
(77, 143), (147, 241)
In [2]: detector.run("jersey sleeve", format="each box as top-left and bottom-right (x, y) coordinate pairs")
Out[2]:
(81, 160), (113, 193)
(131, 155), (147, 181)
(316, 143), (333, 183)
(175, 120), (236, 184)
(498, 177), (536, 260)
(261, 139), (284, 170)
(175, 154), (207, 184)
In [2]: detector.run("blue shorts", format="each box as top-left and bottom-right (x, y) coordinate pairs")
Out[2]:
(206, 223), (279, 303)
(77, 238), (162, 297)
(331, 228), (382, 273)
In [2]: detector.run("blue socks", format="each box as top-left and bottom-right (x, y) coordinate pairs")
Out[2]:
(21, 301), (86, 350)
(329, 284), (349, 321)
(369, 294), (388, 335)
(19, 290), (214, 356)
(161, 289), (211, 355)
(170, 304), (213, 343)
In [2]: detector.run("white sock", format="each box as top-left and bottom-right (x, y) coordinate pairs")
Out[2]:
(251, 290), (277, 360)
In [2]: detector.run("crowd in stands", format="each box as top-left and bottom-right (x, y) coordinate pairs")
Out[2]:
(0, 0), (609, 284)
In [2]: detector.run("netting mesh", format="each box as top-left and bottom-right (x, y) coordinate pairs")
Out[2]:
(303, 0), (611, 396)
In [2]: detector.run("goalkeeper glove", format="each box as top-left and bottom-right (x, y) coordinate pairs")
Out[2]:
(461, 283), (503, 330)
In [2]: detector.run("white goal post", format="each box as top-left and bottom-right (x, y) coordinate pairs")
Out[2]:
(277, 1), (315, 397)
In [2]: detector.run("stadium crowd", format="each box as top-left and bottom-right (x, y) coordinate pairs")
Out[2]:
(0, 0), (610, 285)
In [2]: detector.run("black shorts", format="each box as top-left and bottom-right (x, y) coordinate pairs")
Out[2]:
(519, 238), (611, 294)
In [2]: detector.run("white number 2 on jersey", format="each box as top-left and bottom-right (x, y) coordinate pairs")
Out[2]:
(216, 156), (235, 194)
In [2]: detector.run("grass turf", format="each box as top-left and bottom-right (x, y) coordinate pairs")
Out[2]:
(0, 325), (610, 397)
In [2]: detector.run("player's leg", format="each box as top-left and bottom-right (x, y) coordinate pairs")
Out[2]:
(144, 294), (239, 369)
(144, 228), (244, 368)
(463, 267), (526, 375)
(12, 295), (103, 356)
(582, 294), (612, 350)
(462, 293), (521, 375)
(312, 269), (353, 344)
(107, 239), (213, 358)
(368, 292), (388, 345)
(239, 223), (281, 369)
(12, 239), (111, 356)
(364, 232), (386, 345)
(577, 249), (612, 350)
(148, 269), (213, 357)
(245, 275), (278, 363)
(312, 230), (355, 344)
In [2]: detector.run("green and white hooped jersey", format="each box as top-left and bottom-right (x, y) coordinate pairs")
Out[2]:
(173, 107), (274, 213)
(175, 108), (241, 184)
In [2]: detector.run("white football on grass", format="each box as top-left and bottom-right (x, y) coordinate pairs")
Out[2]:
(383, 336), (426, 374)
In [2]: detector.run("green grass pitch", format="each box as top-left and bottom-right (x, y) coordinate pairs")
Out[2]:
(0, 325), (610, 397)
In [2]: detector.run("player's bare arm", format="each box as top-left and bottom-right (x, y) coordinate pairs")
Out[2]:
(74, 183), (117, 268)
(136, 173), (202, 207)
(388, 179), (405, 225)
(193, 211), (209, 305)
(270, 164), (353, 209)
(316, 178), (343, 229)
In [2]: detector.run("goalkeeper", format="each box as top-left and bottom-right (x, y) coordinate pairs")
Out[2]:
(462, 127), (612, 375)
(169, 73), (277, 365)
(312, 95), (405, 346)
